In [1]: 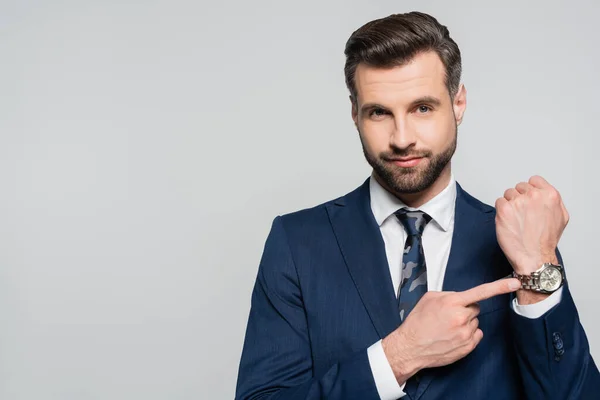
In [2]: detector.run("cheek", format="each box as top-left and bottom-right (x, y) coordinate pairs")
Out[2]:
(412, 115), (455, 147)
(360, 120), (395, 148)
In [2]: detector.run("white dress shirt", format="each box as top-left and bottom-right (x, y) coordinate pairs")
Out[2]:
(365, 172), (563, 400)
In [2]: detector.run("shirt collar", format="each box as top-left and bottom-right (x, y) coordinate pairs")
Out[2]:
(369, 171), (457, 232)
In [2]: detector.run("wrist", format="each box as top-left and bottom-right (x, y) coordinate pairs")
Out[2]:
(513, 256), (562, 304)
(514, 253), (559, 274)
(515, 290), (551, 305)
(543, 254), (560, 265)
(382, 328), (422, 384)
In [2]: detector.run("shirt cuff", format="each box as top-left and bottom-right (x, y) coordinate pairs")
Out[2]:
(367, 339), (407, 399)
(512, 287), (563, 319)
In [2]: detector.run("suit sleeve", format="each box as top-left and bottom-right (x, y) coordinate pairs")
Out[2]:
(510, 249), (600, 399)
(235, 216), (381, 400)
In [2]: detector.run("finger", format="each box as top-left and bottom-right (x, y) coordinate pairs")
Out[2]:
(503, 188), (519, 201)
(468, 317), (479, 334)
(466, 303), (480, 320)
(458, 278), (521, 306)
(472, 328), (484, 346)
(528, 175), (551, 189)
(563, 205), (570, 225)
(515, 182), (534, 194)
(464, 328), (484, 354)
(495, 196), (508, 212)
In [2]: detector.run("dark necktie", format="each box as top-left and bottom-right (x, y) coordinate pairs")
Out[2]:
(394, 208), (432, 322)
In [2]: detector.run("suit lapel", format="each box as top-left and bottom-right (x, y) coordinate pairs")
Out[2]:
(326, 178), (401, 339)
(442, 182), (496, 292)
(412, 182), (496, 400)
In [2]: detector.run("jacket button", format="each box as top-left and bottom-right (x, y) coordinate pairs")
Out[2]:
(553, 332), (564, 349)
(553, 332), (565, 360)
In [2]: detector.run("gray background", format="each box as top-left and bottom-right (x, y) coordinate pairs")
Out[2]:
(1, 0), (598, 399)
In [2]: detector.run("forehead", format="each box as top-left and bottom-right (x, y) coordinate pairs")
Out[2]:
(354, 51), (448, 105)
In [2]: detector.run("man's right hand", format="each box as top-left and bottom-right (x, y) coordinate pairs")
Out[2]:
(381, 277), (522, 384)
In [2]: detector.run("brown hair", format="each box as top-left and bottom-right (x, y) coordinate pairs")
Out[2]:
(344, 11), (462, 103)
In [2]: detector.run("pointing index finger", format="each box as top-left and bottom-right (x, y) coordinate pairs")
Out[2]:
(458, 278), (521, 306)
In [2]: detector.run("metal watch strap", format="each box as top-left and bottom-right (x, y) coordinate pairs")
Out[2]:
(512, 270), (542, 291)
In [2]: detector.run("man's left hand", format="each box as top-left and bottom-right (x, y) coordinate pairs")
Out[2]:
(495, 175), (569, 275)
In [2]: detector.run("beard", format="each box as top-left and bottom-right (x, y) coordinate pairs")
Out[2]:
(360, 127), (457, 194)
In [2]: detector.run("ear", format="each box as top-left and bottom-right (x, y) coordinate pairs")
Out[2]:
(453, 84), (467, 126)
(350, 95), (359, 127)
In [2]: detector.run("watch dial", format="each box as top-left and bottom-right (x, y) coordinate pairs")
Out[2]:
(540, 266), (562, 291)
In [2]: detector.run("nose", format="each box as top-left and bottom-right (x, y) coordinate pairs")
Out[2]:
(390, 117), (417, 150)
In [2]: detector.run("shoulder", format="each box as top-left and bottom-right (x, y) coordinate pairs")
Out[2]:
(258, 184), (362, 279)
(456, 182), (497, 215)
(274, 179), (366, 233)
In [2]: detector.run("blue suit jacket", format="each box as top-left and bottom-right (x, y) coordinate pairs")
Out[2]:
(235, 178), (600, 399)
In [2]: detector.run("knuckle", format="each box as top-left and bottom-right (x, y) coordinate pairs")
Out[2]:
(476, 329), (484, 342)
(453, 312), (468, 327)
(448, 291), (463, 304)
(468, 338), (477, 350)
(527, 189), (540, 200)
(495, 203), (503, 215)
(515, 195), (524, 204)
(469, 330), (483, 349)
(470, 336), (480, 351)
(498, 200), (509, 211)
(458, 329), (471, 342)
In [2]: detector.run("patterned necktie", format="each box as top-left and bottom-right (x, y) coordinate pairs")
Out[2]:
(394, 208), (432, 322)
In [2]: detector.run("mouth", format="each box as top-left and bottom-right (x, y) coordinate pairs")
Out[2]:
(388, 157), (425, 168)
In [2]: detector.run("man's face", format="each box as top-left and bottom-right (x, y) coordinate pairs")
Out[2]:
(351, 51), (466, 195)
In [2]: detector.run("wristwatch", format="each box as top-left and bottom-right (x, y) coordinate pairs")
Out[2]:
(512, 263), (565, 294)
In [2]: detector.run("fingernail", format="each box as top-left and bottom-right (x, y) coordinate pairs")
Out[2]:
(508, 279), (521, 290)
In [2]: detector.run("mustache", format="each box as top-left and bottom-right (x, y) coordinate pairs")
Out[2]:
(381, 148), (432, 160)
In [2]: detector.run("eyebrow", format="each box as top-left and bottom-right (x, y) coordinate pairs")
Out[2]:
(360, 96), (443, 116)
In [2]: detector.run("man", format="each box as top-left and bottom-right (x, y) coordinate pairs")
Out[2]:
(235, 11), (600, 400)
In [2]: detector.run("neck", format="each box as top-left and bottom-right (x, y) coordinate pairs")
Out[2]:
(375, 164), (452, 208)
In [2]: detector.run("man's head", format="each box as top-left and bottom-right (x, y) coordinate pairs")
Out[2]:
(344, 12), (467, 199)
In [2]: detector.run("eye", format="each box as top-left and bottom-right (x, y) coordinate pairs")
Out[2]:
(369, 107), (390, 119)
(416, 105), (432, 114)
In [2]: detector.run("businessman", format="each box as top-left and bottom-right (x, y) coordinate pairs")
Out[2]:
(235, 11), (600, 399)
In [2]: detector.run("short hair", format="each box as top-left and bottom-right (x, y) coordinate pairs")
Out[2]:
(344, 11), (462, 102)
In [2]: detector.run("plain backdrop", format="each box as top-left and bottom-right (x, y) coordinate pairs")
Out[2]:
(1, 0), (598, 398)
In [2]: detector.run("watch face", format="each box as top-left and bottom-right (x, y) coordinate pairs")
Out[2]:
(540, 266), (563, 292)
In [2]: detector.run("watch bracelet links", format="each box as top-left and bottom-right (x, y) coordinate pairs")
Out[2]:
(512, 271), (543, 291)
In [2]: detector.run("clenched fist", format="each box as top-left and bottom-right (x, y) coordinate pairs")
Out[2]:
(495, 175), (569, 275)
